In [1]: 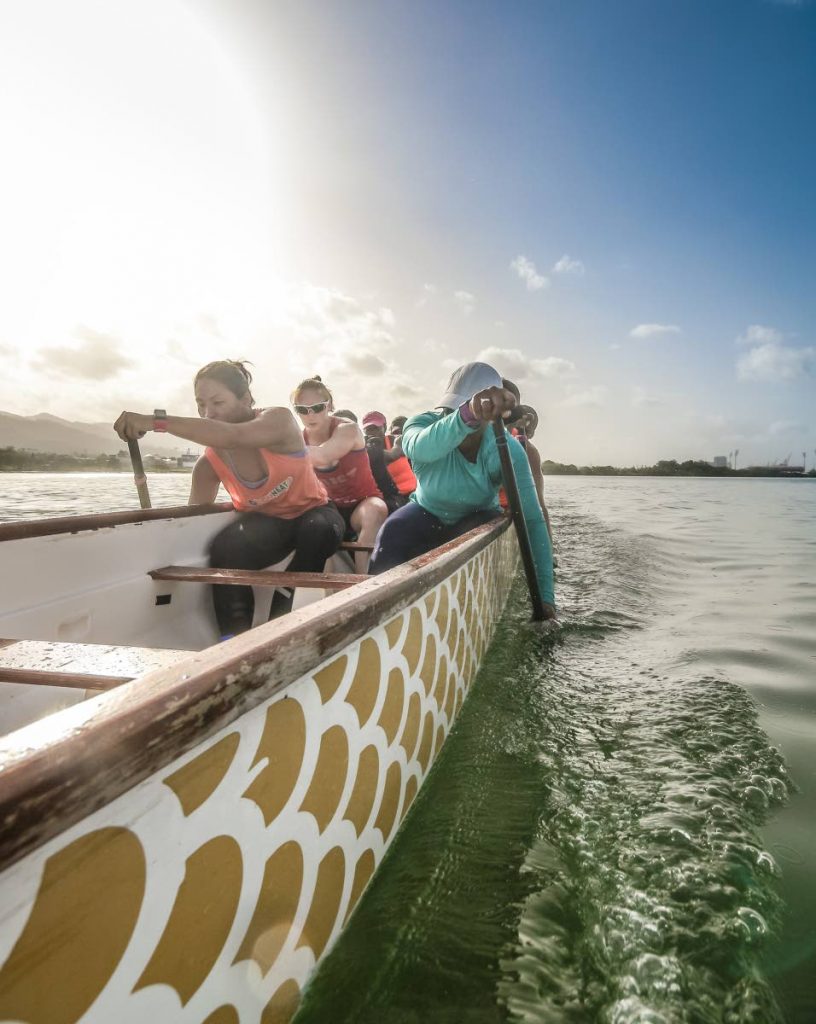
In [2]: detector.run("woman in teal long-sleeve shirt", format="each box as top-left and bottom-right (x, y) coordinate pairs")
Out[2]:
(369, 362), (556, 617)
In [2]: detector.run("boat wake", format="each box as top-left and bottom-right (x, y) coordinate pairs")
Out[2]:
(296, 500), (793, 1023)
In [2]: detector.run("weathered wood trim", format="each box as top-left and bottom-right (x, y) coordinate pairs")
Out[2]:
(0, 501), (233, 542)
(149, 566), (368, 589)
(0, 669), (130, 690)
(0, 517), (510, 871)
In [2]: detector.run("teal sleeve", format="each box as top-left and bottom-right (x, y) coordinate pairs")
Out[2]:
(507, 436), (555, 606)
(402, 409), (476, 464)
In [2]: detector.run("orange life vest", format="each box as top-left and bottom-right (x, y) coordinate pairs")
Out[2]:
(385, 436), (417, 494)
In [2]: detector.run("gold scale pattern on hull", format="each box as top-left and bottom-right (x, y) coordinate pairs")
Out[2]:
(0, 529), (516, 1024)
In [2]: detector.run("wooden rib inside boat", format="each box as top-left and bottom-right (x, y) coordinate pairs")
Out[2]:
(0, 501), (517, 1024)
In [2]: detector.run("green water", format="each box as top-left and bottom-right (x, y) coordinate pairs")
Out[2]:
(296, 479), (815, 1023)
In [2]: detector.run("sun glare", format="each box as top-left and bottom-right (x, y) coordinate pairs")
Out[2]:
(0, 0), (291, 414)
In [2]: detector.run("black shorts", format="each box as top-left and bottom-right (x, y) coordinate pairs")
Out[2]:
(336, 503), (358, 540)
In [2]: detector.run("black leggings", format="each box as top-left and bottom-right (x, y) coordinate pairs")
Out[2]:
(208, 504), (345, 636)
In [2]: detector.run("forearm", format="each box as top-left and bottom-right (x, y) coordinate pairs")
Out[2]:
(308, 444), (338, 469)
(162, 416), (238, 448)
(403, 409), (473, 463)
(114, 408), (292, 449)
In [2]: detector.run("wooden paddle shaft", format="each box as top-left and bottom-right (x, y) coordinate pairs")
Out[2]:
(492, 419), (546, 621)
(127, 439), (152, 510)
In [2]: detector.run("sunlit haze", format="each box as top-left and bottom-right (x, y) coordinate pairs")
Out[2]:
(1, 0), (813, 466)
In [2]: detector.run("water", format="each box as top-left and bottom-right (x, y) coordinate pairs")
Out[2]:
(1, 474), (814, 1021)
(0, 471), (202, 520)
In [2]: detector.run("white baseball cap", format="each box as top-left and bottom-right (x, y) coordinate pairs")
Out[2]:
(438, 361), (502, 410)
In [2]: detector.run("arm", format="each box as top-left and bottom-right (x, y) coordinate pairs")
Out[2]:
(188, 456), (221, 505)
(402, 410), (474, 464)
(402, 386), (517, 464)
(308, 421), (363, 469)
(114, 407), (304, 452)
(525, 441), (552, 539)
(383, 436), (405, 464)
(507, 436), (556, 613)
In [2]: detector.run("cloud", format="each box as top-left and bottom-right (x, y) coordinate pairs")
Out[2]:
(559, 385), (608, 408)
(475, 346), (576, 381)
(344, 352), (387, 376)
(34, 325), (133, 380)
(768, 419), (804, 435)
(392, 382), (423, 400)
(416, 283), (437, 308)
(510, 255), (550, 291)
(629, 323), (681, 339)
(454, 290), (475, 315)
(552, 254), (585, 276)
(736, 324), (783, 347)
(287, 284), (396, 352)
(737, 341), (814, 381)
(632, 386), (663, 407)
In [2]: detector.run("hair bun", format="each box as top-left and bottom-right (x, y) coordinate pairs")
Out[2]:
(313, 374), (322, 382)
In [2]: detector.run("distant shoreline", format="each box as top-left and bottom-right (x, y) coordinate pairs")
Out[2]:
(1, 447), (813, 478)
(1, 467), (812, 479)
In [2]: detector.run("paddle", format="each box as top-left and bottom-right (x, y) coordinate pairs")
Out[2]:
(127, 439), (152, 510)
(492, 417), (546, 621)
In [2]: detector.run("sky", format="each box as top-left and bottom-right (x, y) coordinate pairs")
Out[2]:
(0, 0), (814, 467)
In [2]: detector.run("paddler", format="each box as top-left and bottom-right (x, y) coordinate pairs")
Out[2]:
(369, 361), (556, 618)
(292, 376), (388, 573)
(113, 359), (345, 636)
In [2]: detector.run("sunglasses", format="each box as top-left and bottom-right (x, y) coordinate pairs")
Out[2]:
(294, 402), (328, 415)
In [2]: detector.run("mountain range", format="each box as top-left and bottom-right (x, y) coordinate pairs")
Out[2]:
(0, 411), (196, 458)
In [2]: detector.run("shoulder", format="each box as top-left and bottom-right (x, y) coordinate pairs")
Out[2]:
(193, 454), (219, 479)
(256, 406), (298, 428)
(404, 410), (442, 431)
(334, 419), (364, 444)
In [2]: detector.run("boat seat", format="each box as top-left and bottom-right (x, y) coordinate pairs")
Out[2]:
(149, 566), (369, 589)
(0, 638), (192, 691)
(340, 542), (374, 554)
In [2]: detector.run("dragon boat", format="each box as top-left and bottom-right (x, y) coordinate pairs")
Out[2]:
(0, 501), (517, 1024)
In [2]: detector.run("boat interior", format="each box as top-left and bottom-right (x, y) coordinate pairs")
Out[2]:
(0, 503), (372, 736)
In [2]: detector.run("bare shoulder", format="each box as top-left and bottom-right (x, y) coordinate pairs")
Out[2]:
(189, 455), (220, 504)
(336, 419), (364, 445)
(257, 406), (304, 452)
(257, 405), (298, 428)
(192, 454), (218, 479)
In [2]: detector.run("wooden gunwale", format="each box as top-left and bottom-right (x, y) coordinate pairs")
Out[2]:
(0, 501), (233, 541)
(0, 515), (511, 873)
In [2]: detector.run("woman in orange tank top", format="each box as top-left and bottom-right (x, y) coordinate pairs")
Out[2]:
(114, 360), (344, 636)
